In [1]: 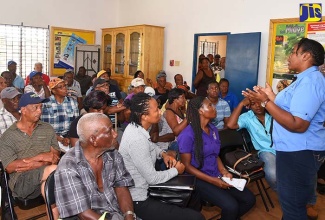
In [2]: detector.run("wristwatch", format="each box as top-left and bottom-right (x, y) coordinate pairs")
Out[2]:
(261, 98), (270, 108)
(123, 210), (136, 219)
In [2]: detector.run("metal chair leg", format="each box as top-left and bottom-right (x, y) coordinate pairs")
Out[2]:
(256, 180), (269, 212)
(260, 178), (275, 208)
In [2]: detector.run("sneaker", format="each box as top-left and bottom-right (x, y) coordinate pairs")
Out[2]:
(306, 204), (318, 220)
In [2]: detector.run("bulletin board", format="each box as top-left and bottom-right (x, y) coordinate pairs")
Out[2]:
(49, 26), (96, 76)
(266, 17), (325, 92)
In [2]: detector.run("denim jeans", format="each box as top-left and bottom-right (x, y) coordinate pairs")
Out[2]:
(276, 150), (325, 220)
(196, 178), (256, 220)
(259, 151), (277, 191)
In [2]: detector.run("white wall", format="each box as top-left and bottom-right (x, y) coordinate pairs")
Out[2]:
(1, 0), (119, 44)
(117, 0), (320, 87)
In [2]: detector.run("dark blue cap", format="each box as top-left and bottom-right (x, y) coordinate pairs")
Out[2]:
(18, 92), (49, 109)
(8, 60), (17, 66)
(29, 71), (42, 79)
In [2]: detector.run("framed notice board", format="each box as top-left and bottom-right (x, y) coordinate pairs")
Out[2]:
(50, 26), (95, 76)
(266, 17), (325, 92)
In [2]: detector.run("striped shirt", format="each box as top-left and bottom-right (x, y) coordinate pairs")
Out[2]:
(41, 95), (79, 136)
(54, 143), (134, 218)
(211, 98), (231, 130)
(0, 107), (18, 137)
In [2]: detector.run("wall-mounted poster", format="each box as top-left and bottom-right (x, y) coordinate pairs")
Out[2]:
(266, 17), (325, 93)
(50, 27), (95, 76)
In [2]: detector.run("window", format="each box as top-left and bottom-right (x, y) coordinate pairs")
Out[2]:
(199, 40), (217, 56)
(0, 24), (49, 79)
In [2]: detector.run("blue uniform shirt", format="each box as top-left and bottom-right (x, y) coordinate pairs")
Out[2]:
(273, 66), (325, 152)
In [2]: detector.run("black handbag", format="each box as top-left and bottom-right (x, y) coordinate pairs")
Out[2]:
(148, 175), (196, 207)
(224, 149), (264, 174)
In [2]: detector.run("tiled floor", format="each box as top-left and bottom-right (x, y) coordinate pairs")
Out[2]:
(2, 180), (325, 220)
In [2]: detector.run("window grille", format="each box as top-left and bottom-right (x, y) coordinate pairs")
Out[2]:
(199, 40), (218, 56)
(0, 23), (49, 79)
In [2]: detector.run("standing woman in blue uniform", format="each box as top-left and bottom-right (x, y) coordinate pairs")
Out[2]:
(243, 38), (325, 220)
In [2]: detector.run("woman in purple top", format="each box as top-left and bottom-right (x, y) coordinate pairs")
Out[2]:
(178, 96), (256, 220)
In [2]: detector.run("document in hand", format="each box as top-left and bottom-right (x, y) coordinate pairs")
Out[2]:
(222, 177), (247, 191)
(149, 175), (196, 190)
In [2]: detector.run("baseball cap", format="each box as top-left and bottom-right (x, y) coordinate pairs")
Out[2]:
(29, 71), (42, 79)
(49, 78), (65, 90)
(97, 70), (108, 78)
(7, 60), (17, 66)
(131, 78), (145, 87)
(1, 87), (21, 99)
(18, 92), (49, 109)
(93, 78), (108, 88)
(144, 86), (160, 99)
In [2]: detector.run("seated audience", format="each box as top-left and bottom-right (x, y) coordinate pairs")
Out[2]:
(98, 68), (120, 88)
(0, 76), (8, 109)
(41, 78), (79, 152)
(207, 82), (230, 130)
(55, 113), (135, 220)
(7, 60), (24, 90)
(64, 70), (83, 109)
(69, 90), (111, 147)
(165, 88), (188, 139)
(1, 71), (15, 88)
(194, 57), (215, 97)
(147, 70), (173, 90)
(219, 78), (239, 112)
(125, 78), (146, 101)
(24, 71), (51, 99)
(25, 62), (50, 86)
(227, 98), (276, 190)
(74, 66), (92, 96)
(119, 93), (205, 220)
(174, 74), (196, 99)
(154, 71), (170, 108)
(0, 87), (21, 137)
(178, 96), (256, 220)
(0, 92), (59, 217)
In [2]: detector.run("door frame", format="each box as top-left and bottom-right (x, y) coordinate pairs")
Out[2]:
(192, 32), (230, 92)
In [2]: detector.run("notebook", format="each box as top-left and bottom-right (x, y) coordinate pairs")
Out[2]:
(221, 177), (247, 191)
(149, 175), (196, 190)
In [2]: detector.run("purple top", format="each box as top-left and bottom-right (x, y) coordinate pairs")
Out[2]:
(125, 92), (135, 101)
(178, 123), (221, 177)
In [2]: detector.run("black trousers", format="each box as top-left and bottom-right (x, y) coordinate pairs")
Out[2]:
(134, 197), (204, 220)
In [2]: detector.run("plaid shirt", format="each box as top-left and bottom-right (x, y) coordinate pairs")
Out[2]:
(54, 143), (134, 218)
(211, 98), (231, 130)
(0, 107), (17, 137)
(41, 95), (79, 136)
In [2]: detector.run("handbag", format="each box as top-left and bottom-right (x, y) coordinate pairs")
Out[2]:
(224, 149), (264, 174)
(148, 175), (195, 207)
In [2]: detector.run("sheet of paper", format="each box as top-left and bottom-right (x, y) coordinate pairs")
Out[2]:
(222, 177), (247, 191)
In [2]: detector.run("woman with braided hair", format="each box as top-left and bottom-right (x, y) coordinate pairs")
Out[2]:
(243, 38), (325, 220)
(178, 96), (255, 220)
(119, 93), (205, 220)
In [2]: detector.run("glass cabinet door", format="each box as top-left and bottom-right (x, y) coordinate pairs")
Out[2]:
(103, 33), (112, 70)
(114, 32), (126, 75)
(128, 31), (142, 77)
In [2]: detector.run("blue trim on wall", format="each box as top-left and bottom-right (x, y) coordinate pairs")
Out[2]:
(191, 32), (230, 93)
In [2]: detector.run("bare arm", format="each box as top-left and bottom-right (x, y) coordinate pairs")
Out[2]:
(165, 110), (188, 136)
(42, 84), (51, 98)
(149, 123), (159, 143)
(114, 187), (134, 220)
(157, 133), (175, 142)
(6, 147), (60, 173)
(77, 209), (101, 220)
(193, 71), (203, 88)
(105, 105), (126, 114)
(77, 97), (83, 110)
(227, 98), (250, 129)
(242, 89), (310, 132)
